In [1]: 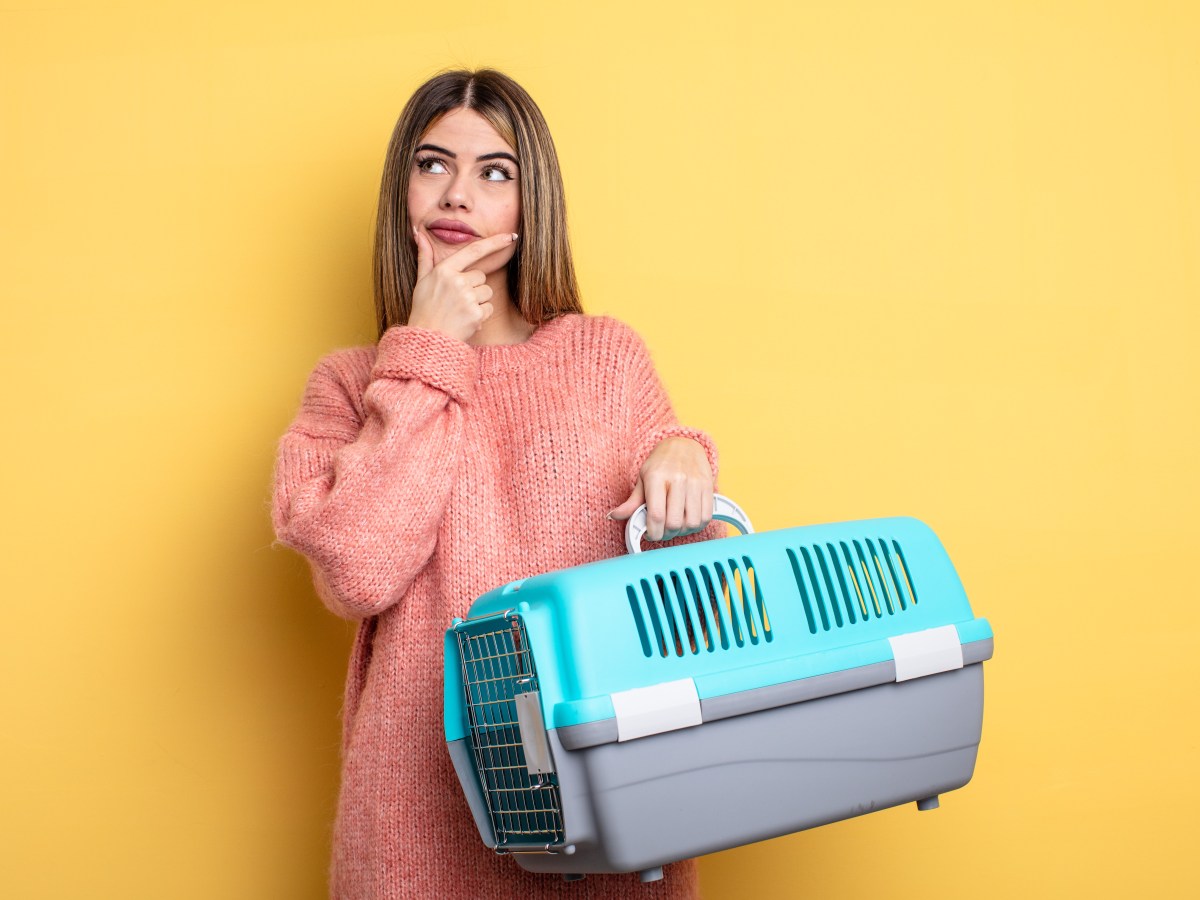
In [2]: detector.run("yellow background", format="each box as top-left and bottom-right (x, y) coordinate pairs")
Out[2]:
(3, 0), (1196, 897)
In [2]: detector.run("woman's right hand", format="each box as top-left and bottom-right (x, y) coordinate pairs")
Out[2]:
(406, 229), (518, 342)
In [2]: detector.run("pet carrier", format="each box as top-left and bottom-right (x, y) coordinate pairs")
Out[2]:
(444, 496), (992, 882)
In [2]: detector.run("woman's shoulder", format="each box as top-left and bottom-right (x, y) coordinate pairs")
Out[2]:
(306, 341), (377, 383)
(568, 312), (650, 357)
(293, 341), (379, 421)
(572, 311), (636, 336)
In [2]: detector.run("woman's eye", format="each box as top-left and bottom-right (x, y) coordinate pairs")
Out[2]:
(416, 157), (447, 174)
(483, 164), (514, 182)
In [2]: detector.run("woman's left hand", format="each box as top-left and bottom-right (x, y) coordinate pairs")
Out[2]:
(607, 437), (714, 541)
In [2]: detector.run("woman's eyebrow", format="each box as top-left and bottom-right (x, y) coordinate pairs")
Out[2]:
(415, 143), (519, 166)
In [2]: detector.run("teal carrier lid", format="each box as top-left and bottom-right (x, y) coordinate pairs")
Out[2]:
(445, 502), (991, 745)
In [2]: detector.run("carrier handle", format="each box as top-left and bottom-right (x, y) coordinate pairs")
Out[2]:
(625, 493), (754, 555)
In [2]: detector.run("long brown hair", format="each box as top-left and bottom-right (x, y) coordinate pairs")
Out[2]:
(373, 68), (583, 338)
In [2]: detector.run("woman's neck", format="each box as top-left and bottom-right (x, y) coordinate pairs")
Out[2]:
(465, 270), (537, 346)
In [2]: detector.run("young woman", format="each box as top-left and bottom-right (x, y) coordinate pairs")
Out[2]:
(271, 67), (724, 899)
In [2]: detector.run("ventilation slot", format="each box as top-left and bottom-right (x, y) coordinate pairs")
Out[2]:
(628, 558), (772, 657)
(653, 574), (686, 656)
(745, 556), (772, 642)
(789, 537), (920, 631)
(637, 579), (668, 657)
(698, 566), (730, 650)
(626, 585), (652, 657)
(890, 539), (919, 606)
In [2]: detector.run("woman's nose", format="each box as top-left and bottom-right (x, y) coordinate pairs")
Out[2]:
(440, 173), (472, 209)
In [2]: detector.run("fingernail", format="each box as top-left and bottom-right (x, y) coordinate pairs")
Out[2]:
(511, 233), (519, 241)
(605, 512), (614, 520)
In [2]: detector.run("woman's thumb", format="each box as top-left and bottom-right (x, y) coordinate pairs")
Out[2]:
(606, 478), (645, 521)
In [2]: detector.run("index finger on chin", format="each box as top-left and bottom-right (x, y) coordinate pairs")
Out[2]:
(442, 231), (517, 271)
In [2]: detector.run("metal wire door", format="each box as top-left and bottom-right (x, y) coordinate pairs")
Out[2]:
(456, 615), (564, 849)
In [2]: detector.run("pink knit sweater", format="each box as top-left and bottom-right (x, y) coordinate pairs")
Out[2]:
(271, 312), (724, 899)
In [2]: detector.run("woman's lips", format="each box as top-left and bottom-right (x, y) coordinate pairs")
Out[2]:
(429, 227), (477, 245)
(427, 219), (479, 245)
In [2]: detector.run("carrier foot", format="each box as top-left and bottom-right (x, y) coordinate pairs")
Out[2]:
(917, 795), (940, 811)
(639, 867), (664, 883)
(563, 873), (585, 882)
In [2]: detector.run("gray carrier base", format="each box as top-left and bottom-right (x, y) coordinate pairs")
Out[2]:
(448, 656), (986, 877)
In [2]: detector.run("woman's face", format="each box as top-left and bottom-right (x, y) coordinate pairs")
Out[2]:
(407, 106), (521, 273)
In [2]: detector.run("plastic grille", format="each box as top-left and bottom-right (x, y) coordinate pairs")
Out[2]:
(456, 616), (564, 848)
(788, 538), (919, 634)
(627, 556), (771, 658)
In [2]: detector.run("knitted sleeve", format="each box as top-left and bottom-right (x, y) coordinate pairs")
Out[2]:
(623, 326), (726, 545)
(270, 326), (477, 620)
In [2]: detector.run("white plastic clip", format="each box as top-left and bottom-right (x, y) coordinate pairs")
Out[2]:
(888, 625), (964, 682)
(610, 678), (702, 742)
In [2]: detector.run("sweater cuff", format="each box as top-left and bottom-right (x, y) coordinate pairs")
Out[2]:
(629, 425), (720, 493)
(372, 325), (479, 405)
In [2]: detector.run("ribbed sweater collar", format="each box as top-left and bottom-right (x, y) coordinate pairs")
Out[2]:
(472, 312), (580, 378)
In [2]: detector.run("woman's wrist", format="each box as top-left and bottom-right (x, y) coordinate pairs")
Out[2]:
(373, 325), (479, 403)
